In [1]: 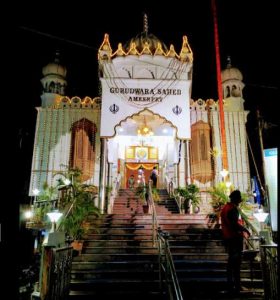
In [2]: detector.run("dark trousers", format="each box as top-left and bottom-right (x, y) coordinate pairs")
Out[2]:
(224, 236), (243, 292)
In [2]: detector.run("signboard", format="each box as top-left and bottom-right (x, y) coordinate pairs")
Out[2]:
(264, 148), (277, 232)
(100, 78), (191, 139)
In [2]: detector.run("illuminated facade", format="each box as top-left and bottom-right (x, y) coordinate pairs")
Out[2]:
(29, 28), (250, 213)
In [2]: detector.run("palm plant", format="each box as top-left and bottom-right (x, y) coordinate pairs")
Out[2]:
(176, 184), (200, 212)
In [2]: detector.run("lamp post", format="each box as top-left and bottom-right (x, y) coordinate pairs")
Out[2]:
(253, 209), (269, 231)
(47, 210), (63, 232)
(220, 169), (229, 181)
(32, 188), (40, 205)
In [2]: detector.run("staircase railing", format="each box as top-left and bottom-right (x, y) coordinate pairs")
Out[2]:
(164, 175), (183, 214)
(260, 244), (278, 300)
(148, 180), (159, 247)
(157, 229), (183, 300)
(107, 173), (121, 214)
(239, 209), (278, 299)
(148, 181), (183, 300)
(38, 246), (73, 300)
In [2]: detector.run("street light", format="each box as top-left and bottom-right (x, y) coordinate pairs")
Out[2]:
(253, 208), (269, 230)
(32, 188), (40, 204)
(44, 210), (64, 247)
(220, 169), (229, 181)
(47, 210), (63, 232)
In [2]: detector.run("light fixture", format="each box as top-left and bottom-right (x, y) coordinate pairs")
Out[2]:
(24, 209), (34, 219)
(137, 116), (154, 137)
(32, 188), (40, 196)
(253, 208), (269, 231)
(64, 178), (71, 186)
(253, 209), (269, 223)
(220, 169), (229, 178)
(32, 188), (40, 205)
(47, 210), (63, 232)
(225, 181), (231, 188)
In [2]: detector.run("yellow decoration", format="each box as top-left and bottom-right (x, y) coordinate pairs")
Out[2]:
(148, 147), (158, 159)
(166, 44), (179, 58)
(127, 42), (140, 55)
(136, 147), (148, 159)
(179, 35), (193, 62)
(154, 42), (166, 56)
(112, 43), (126, 57)
(141, 42), (152, 55)
(98, 33), (112, 60)
(126, 163), (155, 171)
(126, 147), (135, 159)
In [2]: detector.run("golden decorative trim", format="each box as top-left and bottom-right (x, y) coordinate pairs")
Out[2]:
(101, 108), (190, 140)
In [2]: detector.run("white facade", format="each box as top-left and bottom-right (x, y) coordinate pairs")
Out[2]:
(29, 32), (251, 213)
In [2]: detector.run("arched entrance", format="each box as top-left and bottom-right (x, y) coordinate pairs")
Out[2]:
(107, 110), (179, 189)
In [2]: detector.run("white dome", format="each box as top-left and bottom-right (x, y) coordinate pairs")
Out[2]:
(221, 67), (243, 82)
(42, 62), (67, 78)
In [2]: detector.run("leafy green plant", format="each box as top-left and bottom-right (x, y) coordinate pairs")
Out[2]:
(135, 185), (148, 205)
(208, 182), (250, 214)
(208, 182), (229, 213)
(151, 188), (160, 202)
(176, 184), (200, 210)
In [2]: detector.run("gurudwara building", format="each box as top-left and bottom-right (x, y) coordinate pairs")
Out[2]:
(29, 27), (250, 214)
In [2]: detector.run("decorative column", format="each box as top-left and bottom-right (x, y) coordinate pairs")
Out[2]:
(185, 140), (191, 184)
(98, 138), (107, 213)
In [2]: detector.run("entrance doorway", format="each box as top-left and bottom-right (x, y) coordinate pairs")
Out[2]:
(125, 163), (158, 188)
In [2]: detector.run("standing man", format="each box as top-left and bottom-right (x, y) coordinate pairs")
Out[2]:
(220, 190), (250, 295)
(150, 166), (158, 188)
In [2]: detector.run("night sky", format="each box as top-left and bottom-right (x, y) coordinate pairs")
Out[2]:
(14, 0), (278, 203)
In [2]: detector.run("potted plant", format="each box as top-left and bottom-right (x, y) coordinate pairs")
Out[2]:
(208, 182), (251, 223)
(59, 168), (100, 254)
(135, 184), (149, 213)
(176, 184), (200, 214)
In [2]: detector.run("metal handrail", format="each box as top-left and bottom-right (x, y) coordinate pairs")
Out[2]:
(158, 229), (183, 300)
(148, 180), (159, 247)
(260, 244), (278, 300)
(164, 175), (182, 214)
(239, 209), (278, 299)
(107, 174), (121, 214)
(148, 180), (183, 299)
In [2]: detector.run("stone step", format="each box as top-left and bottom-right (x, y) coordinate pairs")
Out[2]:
(71, 260), (160, 271)
(85, 233), (153, 240)
(71, 269), (159, 280)
(73, 253), (159, 262)
(83, 239), (156, 247)
(69, 289), (166, 300)
(82, 246), (157, 254)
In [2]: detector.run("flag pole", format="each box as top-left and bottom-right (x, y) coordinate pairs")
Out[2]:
(211, 0), (228, 172)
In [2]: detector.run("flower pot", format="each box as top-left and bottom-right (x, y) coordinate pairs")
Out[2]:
(143, 205), (149, 214)
(71, 240), (83, 255)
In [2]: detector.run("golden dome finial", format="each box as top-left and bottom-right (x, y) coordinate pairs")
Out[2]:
(143, 13), (148, 34)
(179, 35), (193, 62)
(141, 41), (152, 55)
(127, 42), (140, 55)
(98, 33), (112, 60)
(154, 42), (166, 56)
(166, 44), (178, 58)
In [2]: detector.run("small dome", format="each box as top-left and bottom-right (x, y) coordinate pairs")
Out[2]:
(221, 57), (243, 82)
(42, 52), (67, 78)
(124, 32), (168, 54)
(221, 67), (243, 82)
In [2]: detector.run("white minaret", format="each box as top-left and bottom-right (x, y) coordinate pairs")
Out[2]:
(40, 51), (67, 107)
(221, 56), (245, 111)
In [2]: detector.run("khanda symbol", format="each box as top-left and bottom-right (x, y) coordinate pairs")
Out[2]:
(109, 104), (119, 114)
(172, 105), (182, 115)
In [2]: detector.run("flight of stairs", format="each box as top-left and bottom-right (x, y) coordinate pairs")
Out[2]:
(69, 189), (164, 299)
(68, 188), (264, 299)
